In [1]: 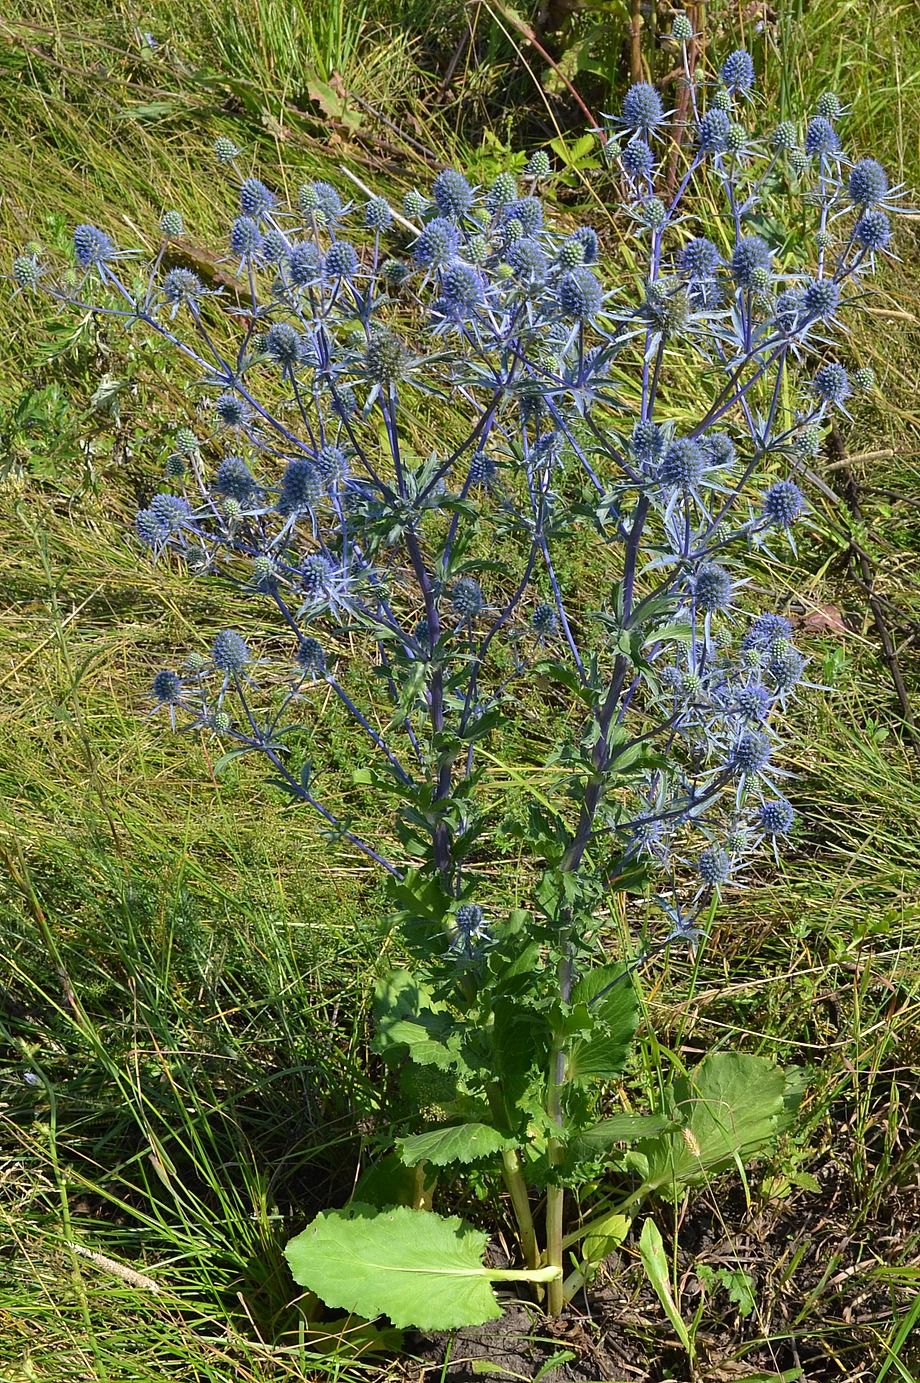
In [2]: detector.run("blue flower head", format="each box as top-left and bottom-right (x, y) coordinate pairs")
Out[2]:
(266, 322), (302, 368)
(697, 845), (731, 886)
(324, 241), (359, 280)
(215, 392), (249, 428)
(702, 432), (736, 469)
(768, 646), (806, 693)
(301, 553), (333, 600)
(678, 237), (719, 279)
(812, 362), (849, 405)
(288, 243), (321, 285)
(731, 235), (773, 288)
(621, 82), (665, 137)
(697, 108), (730, 154)
(631, 420), (664, 465)
(774, 290), (803, 333)
(414, 217), (461, 267)
(801, 277), (840, 320)
(621, 139), (655, 180)
(149, 493), (190, 532)
(557, 267), (603, 320)
(758, 798), (795, 835)
(720, 49), (755, 95)
(571, 226), (599, 264)
(315, 445), (349, 484)
(364, 196), (392, 231)
(505, 237), (547, 280)
(855, 210), (891, 252)
(451, 577), (484, 621)
(432, 168), (474, 218)
(468, 451), (497, 488)
(73, 224), (113, 268)
(731, 730), (771, 777)
(214, 454), (258, 503)
(659, 437), (705, 489)
(239, 177), (274, 218)
(278, 458), (325, 514)
(848, 159), (888, 209)
(152, 669), (182, 705)
(296, 637), (326, 675)
(734, 684), (771, 722)
(804, 117), (841, 156)
(692, 562), (733, 613)
(136, 508), (167, 547)
(742, 613), (793, 653)
(212, 630), (250, 674)
(532, 602), (557, 635)
(162, 268), (203, 310)
(763, 480), (805, 528)
(230, 216), (262, 260)
(439, 260), (483, 309)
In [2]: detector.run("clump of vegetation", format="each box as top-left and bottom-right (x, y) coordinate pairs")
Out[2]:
(12, 17), (908, 1341)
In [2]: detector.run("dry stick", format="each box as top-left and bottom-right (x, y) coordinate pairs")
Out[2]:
(437, 8), (474, 98)
(484, 0), (602, 135)
(827, 424), (920, 757)
(337, 165), (420, 235)
(666, 5), (702, 194)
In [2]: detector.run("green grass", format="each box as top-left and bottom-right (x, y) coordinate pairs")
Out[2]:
(1, 1), (919, 1379)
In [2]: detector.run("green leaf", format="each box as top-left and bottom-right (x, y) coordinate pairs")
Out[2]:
(638, 1218), (691, 1353)
(643, 621), (693, 648)
(353, 1154), (435, 1210)
(397, 1123), (513, 1168)
(285, 1204), (558, 1330)
(565, 1111), (674, 1164)
(641, 1053), (793, 1193)
(581, 1210), (630, 1269)
(373, 970), (457, 1070)
(566, 966), (638, 1083)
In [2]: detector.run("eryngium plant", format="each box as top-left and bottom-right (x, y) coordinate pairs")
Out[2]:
(16, 25), (903, 1330)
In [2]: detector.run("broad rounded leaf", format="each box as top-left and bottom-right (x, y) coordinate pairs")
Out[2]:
(397, 1122), (513, 1167)
(284, 1203), (502, 1330)
(641, 1053), (791, 1191)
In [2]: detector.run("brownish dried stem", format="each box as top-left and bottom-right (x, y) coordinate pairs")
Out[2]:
(629, 0), (643, 83)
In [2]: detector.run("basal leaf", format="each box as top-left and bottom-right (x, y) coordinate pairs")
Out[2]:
(641, 1053), (791, 1193)
(285, 1203), (502, 1330)
(397, 1122), (514, 1167)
